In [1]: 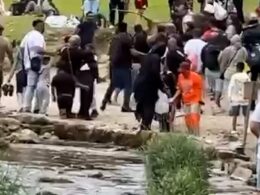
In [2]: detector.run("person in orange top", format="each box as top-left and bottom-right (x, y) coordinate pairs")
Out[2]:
(171, 61), (203, 136)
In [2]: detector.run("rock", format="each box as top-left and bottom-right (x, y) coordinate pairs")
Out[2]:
(0, 138), (9, 149)
(217, 150), (236, 160)
(9, 129), (39, 144)
(88, 172), (104, 179)
(40, 132), (52, 140)
(8, 124), (20, 132)
(0, 118), (21, 126)
(38, 177), (73, 184)
(36, 191), (58, 195)
(16, 113), (51, 125)
(49, 135), (59, 142)
(234, 159), (256, 174)
(231, 167), (253, 182)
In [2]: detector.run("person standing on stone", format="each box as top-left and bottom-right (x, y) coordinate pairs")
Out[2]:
(0, 24), (13, 105)
(134, 42), (166, 130)
(6, 40), (26, 112)
(109, 0), (125, 28)
(227, 62), (250, 132)
(34, 56), (50, 114)
(171, 61), (203, 136)
(75, 12), (97, 49)
(20, 19), (52, 113)
(83, 0), (100, 15)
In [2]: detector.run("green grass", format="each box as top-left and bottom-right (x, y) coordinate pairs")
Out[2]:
(145, 134), (210, 195)
(1, 0), (259, 41)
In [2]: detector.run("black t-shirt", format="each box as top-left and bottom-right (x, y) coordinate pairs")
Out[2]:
(110, 32), (133, 69)
(133, 31), (149, 63)
(51, 71), (75, 96)
(77, 21), (97, 48)
(166, 49), (185, 77)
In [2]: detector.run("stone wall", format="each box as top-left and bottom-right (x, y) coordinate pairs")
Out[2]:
(0, 113), (154, 148)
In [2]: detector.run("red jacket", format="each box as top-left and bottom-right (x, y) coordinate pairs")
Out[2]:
(135, 0), (148, 9)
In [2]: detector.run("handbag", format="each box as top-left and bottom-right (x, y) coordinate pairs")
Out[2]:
(214, 1), (228, 21)
(71, 87), (81, 114)
(155, 90), (169, 115)
(27, 43), (41, 72)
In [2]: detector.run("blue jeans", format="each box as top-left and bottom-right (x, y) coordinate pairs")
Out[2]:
(84, 0), (99, 14)
(23, 70), (39, 112)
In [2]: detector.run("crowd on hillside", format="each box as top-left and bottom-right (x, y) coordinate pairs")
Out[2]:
(0, 0), (259, 135)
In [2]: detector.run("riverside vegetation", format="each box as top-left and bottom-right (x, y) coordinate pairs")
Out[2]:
(145, 134), (210, 195)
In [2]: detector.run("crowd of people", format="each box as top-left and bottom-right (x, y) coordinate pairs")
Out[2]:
(0, 0), (260, 135)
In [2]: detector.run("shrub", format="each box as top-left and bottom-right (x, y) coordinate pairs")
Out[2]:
(145, 134), (210, 195)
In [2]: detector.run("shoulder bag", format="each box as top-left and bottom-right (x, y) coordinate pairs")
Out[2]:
(27, 43), (41, 72)
(220, 48), (239, 80)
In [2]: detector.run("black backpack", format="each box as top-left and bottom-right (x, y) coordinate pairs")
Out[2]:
(247, 44), (260, 67)
(201, 43), (221, 71)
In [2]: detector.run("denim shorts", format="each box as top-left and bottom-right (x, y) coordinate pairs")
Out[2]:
(112, 68), (132, 91)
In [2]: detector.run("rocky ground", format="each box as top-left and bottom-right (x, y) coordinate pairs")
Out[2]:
(0, 59), (258, 194)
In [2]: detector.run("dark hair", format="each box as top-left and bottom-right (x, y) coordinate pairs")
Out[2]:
(229, 14), (242, 34)
(117, 22), (127, 32)
(64, 35), (70, 43)
(157, 25), (166, 33)
(155, 33), (168, 44)
(236, 62), (244, 72)
(0, 24), (4, 31)
(32, 19), (44, 27)
(192, 28), (202, 38)
(134, 24), (143, 33)
(151, 42), (166, 57)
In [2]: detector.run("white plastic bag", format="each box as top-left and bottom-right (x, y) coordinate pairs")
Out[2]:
(130, 94), (137, 110)
(155, 90), (169, 115)
(214, 1), (228, 21)
(204, 3), (214, 14)
(71, 87), (81, 114)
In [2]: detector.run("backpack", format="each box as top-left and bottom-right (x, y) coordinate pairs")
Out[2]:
(201, 43), (221, 71)
(247, 44), (260, 67)
(207, 30), (230, 50)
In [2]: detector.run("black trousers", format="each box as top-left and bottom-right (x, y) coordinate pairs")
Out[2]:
(233, 0), (244, 23)
(250, 65), (260, 110)
(57, 95), (73, 118)
(109, 0), (125, 25)
(136, 102), (155, 130)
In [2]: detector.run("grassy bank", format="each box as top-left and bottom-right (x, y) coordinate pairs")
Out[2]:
(1, 0), (259, 40)
(145, 134), (210, 195)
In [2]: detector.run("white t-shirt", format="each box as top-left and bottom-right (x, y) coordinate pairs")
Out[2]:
(251, 102), (260, 123)
(228, 72), (250, 106)
(20, 30), (46, 70)
(184, 38), (207, 73)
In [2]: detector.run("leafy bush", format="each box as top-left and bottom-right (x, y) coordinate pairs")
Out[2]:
(145, 134), (210, 195)
(0, 163), (24, 195)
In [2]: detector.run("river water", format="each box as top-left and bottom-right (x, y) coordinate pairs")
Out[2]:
(0, 142), (146, 195)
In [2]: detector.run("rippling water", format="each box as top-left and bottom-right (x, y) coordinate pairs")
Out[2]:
(0, 143), (146, 195)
